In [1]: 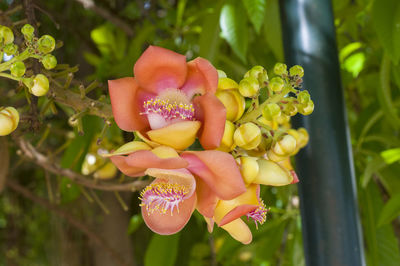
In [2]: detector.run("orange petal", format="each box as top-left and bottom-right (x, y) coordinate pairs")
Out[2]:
(147, 121), (201, 150)
(109, 155), (145, 177)
(125, 150), (188, 169)
(181, 57), (218, 98)
(133, 46), (187, 93)
(195, 178), (219, 218)
(221, 218), (252, 244)
(142, 182), (197, 235)
(193, 93), (226, 149)
(182, 151), (246, 200)
(108, 77), (151, 131)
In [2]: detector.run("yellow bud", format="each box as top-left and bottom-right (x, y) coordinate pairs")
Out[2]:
(238, 77), (260, 97)
(272, 135), (297, 156)
(216, 89), (245, 121)
(217, 120), (236, 152)
(253, 159), (292, 186)
(262, 103), (281, 121)
(275, 113), (290, 124)
(238, 156), (259, 184)
(0, 106), (19, 136)
(94, 162), (117, 179)
(257, 116), (278, 130)
(218, 77), (239, 90)
(31, 74), (49, 97)
(298, 100), (314, 115)
(0, 26), (14, 45)
(101, 141), (151, 157)
(234, 122), (261, 150)
(269, 77), (285, 92)
(217, 70), (227, 78)
(297, 128), (309, 148)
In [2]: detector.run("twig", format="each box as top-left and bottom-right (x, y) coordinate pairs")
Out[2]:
(73, 0), (134, 37)
(6, 179), (128, 266)
(16, 137), (150, 192)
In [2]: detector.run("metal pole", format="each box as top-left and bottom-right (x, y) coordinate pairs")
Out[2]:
(279, 0), (365, 265)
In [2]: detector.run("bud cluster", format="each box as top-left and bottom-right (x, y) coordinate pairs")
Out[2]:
(216, 64), (314, 185)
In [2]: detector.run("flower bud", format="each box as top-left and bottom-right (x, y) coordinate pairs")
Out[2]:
(37, 35), (56, 54)
(244, 66), (268, 85)
(238, 77), (260, 97)
(282, 102), (297, 116)
(262, 103), (281, 121)
(0, 106), (19, 136)
(41, 54), (57, 70)
(82, 153), (117, 179)
(218, 77), (239, 91)
(0, 26), (14, 45)
(275, 113), (290, 124)
(297, 90), (310, 105)
(298, 100), (314, 115)
(289, 65), (304, 78)
(217, 69), (227, 78)
(257, 116), (278, 130)
(31, 74), (49, 97)
(297, 128), (309, 148)
(237, 156), (259, 184)
(273, 63), (288, 76)
(3, 43), (18, 55)
(269, 77), (285, 92)
(272, 134), (297, 156)
(21, 24), (35, 40)
(216, 79), (245, 121)
(253, 159), (292, 186)
(234, 122), (261, 150)
(217, 120), (236, 152)
(10, 61), (26, 77)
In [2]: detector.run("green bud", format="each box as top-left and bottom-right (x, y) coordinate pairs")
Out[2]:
(244, 65), (268, 85)
(289, 65), (304, 78)
(298, 100), (314, 115)
(42, 54), (57, 70)
(37, 35), (56, 54)
(3, 43), (18, 55)
(297, 90), (310, 105)
(0, 26), (14, 45)
(238, 77), (260, 97)
(31, 74), (49, 97)
(273, 63), (288, 76)
(21, 24), (35, 40)
(262, 103), (281, 121)
(283, 103), (298, 116)
(269, 77), (285, 92)
(10, 62), (26, 77)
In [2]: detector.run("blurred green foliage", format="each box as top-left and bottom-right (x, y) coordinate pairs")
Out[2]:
(0, 0), (399, 265)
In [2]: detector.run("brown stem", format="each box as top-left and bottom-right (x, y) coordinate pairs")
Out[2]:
(6, 179), (128, 266)
(16, 137), (149, 192)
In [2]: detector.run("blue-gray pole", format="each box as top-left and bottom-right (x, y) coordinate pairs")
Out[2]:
(279, 0), (365, 265)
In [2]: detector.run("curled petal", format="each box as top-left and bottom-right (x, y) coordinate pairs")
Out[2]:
(108, 77), (150, 131)
(109, 155), (145, 177)
(204, 216), (214, 233)
(125, 150), (188, 170)
(221, 219), (252, 245)
(134, 46), (187, 93)
(142, 182), (197, 235)
(193, 93), (226, 149)
(181, 57), (219, 98)
(195, 178), (219, 218)
(182, 151), (246, 200)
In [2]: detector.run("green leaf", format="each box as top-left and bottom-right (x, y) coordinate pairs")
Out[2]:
(263, 0), (283, 61)
(220, 0), (248, 63)
(361, 155), (386, 188)
(199, 4), (222, 62)
(144, 234), (180, 266)
(381, 148), (400, 164)
(343, 52), (365, 77)
(242, 0), (266, 34)
(127, 214), (143, 234)
(378, 194), (400, 227)
(372, 0), (400, 64)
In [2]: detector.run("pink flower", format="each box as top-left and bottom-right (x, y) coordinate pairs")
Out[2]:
(108, 46), (226, 150)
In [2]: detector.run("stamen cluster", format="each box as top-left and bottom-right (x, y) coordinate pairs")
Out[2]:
(246, 200), (269, 229)
(142, 98), (195, 121)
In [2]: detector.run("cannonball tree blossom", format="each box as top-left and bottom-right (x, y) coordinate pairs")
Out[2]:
(108, 45), (226, 150)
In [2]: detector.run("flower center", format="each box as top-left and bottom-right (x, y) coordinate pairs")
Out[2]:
(139, 182), (188, 215)
(246, 200), (269, 229)
(142, 98), (195, 121)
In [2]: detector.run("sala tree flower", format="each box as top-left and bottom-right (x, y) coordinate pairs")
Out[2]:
(108, 46), (226, 150)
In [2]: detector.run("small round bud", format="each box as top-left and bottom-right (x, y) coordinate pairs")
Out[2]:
(37, 35), (56, 54)
(237, 156), (259, 184)
(262, 103), (281, 121)
(289, 65), (304, 78)
(272, 134), (297, 156)
(273, 63), (288, 76)
(10, 62), (26, 77)
(297, 128), (309, 148)
(283, 102), (298, 117)
(275, 113), (290, 124)
(238, 77), (260, 97)
(297, 90), (310, 105)
(298, 100), (314, 115)
(269, 77), (285, 92)
(0, 106), (19, 136)
(217, 120), (236, 152)
(3, 43), (18, 55)
(41, 54), (57, 70)
(217, 69), (227, 78)
(234, 122), (261, 150)
(244, 65), (268, 85)
(21, 24), (35, 40)
(0, 26), (14, 45)
(31, 74), (49, 96)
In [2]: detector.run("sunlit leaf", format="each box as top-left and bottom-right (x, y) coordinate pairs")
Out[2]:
(145, 234), (180, 266)
(378, 194), (400, 227)
(343, 52), (365, 77)
(242, 0), (266, 34)
(381, 148), (400, 164)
